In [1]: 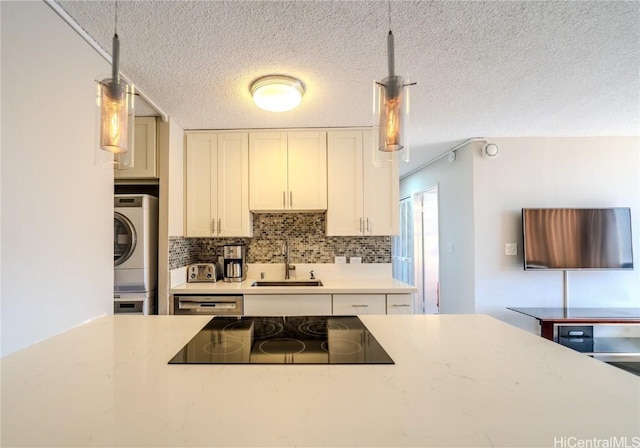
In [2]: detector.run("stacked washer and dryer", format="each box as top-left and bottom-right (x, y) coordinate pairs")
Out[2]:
(114, 194), (158, 314)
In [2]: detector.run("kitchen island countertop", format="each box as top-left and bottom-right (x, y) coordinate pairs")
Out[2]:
(1, 314), (638, 447)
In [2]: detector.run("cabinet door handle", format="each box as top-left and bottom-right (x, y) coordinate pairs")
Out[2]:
(290, 191), (293, 208)
(218, 219), (221, 235)
(359, 217), (363, 233)
(211, 219), (215, 235)
(366, 218), (370, 233)
(352, 304), (369, 308)
(392, 304), (411, 307)
(283, 191), (286, 208)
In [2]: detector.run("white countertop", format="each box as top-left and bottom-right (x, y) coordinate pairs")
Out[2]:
(171, 277), (417, 295)
(2, 314), (639, 447)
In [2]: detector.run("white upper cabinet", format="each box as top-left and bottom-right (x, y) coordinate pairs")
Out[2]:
(249, 131), (327, 211)
(327, 129), (399, 236)
(185, 132), (252, 237)
(362, 133), (399, 236)
(248, 132), (288, 211)
(288, 132), (327, 210)
(326, 131), (364, 235)
(114, 116), (157, 179)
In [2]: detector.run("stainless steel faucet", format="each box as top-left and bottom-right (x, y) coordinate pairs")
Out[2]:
(282, 239), (295, 279)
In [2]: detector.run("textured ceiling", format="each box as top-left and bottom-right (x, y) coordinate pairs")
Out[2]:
(55, 0), (640, 176)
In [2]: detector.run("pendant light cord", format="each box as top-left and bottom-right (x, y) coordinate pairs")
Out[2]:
(387, 0), (394, 77)
(111, 0), (120, 82)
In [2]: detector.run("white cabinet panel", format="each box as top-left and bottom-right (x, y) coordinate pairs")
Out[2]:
(185, 132), (251, 237)
(244, 294), (332, 316)
(114, 116), (157, 179)
(327, 129), (398, 236)
(217, 133), (251, 237)
(249, 131), (327, 211)
(386, 294), (414, 315)
(332, 294), (386, 315)
(249, 132), (288, 210)
(185, 133), (216, 236)
(363, 134), (399, 236)
(327, 131), (364, 235)
(288, 131), (327, 210)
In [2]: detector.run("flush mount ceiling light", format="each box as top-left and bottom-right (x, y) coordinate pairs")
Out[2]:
(373, 0), (416, 160)
(250, 75), (306, 112)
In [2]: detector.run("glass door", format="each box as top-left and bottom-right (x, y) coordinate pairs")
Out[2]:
(418, 188), (440, 314)
(393, 188), (440, 314)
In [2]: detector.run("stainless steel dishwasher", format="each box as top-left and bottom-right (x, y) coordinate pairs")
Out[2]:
(173, 294), (243, 315)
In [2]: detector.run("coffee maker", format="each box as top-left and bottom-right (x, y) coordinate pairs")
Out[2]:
(223, 245), (247, 282)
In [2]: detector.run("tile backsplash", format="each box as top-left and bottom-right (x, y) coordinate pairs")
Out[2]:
(169, 213), (391, 270)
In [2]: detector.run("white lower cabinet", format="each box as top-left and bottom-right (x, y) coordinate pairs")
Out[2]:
(242, 293), (413, 316)
(243, 294), (332, 316)
(386, 294), (414, 314)
(332, 294), (386, 315)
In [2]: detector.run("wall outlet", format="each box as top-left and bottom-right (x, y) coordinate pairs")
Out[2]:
(505, 243), (518, 256)
(335, 256), (347, 264)
(350, 256), (362, 264)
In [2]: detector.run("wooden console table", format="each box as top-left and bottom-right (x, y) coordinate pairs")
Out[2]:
(508, 307), (640, 359)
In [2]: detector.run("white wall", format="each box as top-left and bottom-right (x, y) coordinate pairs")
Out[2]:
(1, 1), (113, 356)
(168, 119), (184, 237)
(472, 137), (640, 332)
(400, 146), (476, 314)
(401, 136), (640, 332)
(158, 118), (184, 314)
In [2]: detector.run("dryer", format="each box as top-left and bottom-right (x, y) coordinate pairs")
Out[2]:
(114, 194), (158, 314)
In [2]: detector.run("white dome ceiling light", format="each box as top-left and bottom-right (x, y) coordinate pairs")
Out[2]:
(250, 75), (306, 112)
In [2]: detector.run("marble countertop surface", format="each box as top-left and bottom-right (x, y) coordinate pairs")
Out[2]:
(171, 277), (417, 295)
(1, 314), (639, 447)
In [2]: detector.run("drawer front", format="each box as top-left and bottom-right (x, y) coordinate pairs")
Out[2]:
(333, 294), (386, 315)
(244, 294), (332, 316)
(558, 325), (593, 338)
(386, 294), (413, 314)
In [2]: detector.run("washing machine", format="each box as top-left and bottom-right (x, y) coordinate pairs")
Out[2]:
(114, 194), (158, 314)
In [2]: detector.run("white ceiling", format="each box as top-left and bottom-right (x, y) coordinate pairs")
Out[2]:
(55, 0), (640, 176)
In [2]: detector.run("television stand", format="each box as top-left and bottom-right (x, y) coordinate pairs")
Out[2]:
(507, 307), (640, 360)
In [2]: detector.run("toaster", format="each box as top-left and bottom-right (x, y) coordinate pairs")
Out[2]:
(187, 263), (218, 283)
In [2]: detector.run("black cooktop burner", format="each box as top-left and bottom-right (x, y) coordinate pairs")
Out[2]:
(169, 316), (394, 365)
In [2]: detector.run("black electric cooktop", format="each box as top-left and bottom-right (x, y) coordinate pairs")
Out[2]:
(169, 316), (394, 365)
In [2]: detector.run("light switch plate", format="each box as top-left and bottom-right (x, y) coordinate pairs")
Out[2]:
(335, 256), (347, 264)
(505, 243), (518, 256)
(350, 256), (362, 264)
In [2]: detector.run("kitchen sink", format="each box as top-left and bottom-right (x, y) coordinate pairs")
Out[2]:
(251, 280), (323, 287)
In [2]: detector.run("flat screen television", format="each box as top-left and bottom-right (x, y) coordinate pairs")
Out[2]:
(522, 208), (634, 270)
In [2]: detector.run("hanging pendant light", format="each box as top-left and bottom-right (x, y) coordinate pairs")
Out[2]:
(96, 0), (134, 167)
(374, 1), (415, 161)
